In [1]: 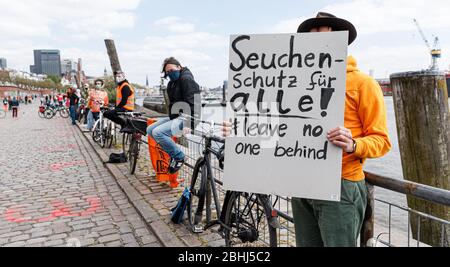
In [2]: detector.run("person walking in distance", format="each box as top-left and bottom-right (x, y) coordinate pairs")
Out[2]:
(11, 97), (19, 118)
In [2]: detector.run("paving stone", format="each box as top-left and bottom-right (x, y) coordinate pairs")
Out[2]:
(98, 234), (121, 243)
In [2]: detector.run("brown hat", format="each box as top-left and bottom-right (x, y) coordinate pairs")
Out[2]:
(297, 12), (357, 45)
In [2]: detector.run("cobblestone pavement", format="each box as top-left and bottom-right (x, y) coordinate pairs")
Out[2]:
(0, 103), (161, 247)
(79, 110), (225, 247)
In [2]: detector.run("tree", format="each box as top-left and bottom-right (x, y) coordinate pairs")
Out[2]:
(47, 75), (61, 85)
(104, 76), (117, 104)
(0, 71), (11, 83)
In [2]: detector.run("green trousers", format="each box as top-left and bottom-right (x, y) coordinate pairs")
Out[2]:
(292, 180), (368, 247)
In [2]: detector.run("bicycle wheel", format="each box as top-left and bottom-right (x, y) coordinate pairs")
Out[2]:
(38, 110), (45, 119)
(223, 192), (278, 247)
(106, 122), (114, 148)
(122, 133), (131, 155)
(187, 158), (207, 232)
(78, 110), (86, 124)
(128, 137), (139, 175)
(59, 108), (69, 118)
(100, 123), (107, 148)
(92, 120), (101, 143)
(44, 109), (55, 119)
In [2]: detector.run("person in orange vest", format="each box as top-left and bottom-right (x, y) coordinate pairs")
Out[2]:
(87, 79), (109, 131)
(104, 71), (135, 128)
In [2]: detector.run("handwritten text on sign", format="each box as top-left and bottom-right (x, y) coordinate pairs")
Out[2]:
(223, 32), (348, 201)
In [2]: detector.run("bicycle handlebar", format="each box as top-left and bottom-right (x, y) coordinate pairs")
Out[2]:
(117, 112), (144, 118)
(179, 113), (232, 128)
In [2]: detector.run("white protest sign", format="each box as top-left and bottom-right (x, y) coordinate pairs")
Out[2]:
(223, 32), (348, 201)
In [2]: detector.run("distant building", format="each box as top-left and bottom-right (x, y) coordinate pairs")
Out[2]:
(30, 65), (36, 73)
(376, 79), (393, 96)
(0, 58), (7, 69)
(33, 50), (62, 76)
(61, 59), (78, 74)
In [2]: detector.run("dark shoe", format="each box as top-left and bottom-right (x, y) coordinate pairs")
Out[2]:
(168, 157), (185, 174)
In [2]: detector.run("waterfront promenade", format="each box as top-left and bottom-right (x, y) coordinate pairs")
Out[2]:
(0, 102), (161, 247)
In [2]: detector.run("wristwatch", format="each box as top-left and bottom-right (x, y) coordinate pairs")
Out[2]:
(350, 139), (357, 154)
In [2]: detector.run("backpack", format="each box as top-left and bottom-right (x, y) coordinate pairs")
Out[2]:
(171, 188), (190, 224)
(105, 153), (128, 164)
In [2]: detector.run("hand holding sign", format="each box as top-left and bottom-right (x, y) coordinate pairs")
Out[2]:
(327, 126), (355, 153)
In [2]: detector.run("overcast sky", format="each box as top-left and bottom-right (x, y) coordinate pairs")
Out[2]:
(1, 0), (449, 87)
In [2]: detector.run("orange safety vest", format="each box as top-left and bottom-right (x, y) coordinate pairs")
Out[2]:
(116, 82), (135, 111)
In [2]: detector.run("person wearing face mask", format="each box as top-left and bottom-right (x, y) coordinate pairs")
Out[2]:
(147, 57), (201, 174)
(103, 71), (135, 128)
(289, 12), (391, 247)
(87, 79), (109, 131)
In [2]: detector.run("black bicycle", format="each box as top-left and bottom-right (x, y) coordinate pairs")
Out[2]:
(44, 104), (69, 119)
(182, 114), (281, 247)
(119, 112), (148, 175)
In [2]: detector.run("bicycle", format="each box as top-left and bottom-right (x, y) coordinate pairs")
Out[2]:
(119, 112), (148, 175)
(38, 104), (53, 119)
(77, 99), (87, 124)
(44, 104), (69, 119)
(182, 114), (281, 247)
(38, 105), (46, 118)
(92, 106), (114, 148)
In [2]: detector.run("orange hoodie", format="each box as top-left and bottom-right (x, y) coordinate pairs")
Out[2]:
(343, 56), (392, 182)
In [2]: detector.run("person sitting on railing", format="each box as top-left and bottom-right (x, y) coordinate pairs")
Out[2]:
(286, 12), (393, 248)
(104, 71), (135, 128)
(147, 57), (201, 174)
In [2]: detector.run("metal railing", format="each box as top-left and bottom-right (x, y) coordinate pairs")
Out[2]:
(362, 172), (450, 247)
(175, 134), (450, 247)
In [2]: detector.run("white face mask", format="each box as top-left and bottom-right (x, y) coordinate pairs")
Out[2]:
(96, 84), (102, 89)
(115, 75), (125, 83)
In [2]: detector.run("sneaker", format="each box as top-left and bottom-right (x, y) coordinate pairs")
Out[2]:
(168, 157), (185, 174)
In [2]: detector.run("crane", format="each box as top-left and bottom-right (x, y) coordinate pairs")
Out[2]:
(413, 18), (442, 70)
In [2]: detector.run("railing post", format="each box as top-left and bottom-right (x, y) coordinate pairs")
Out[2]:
(391, 71), (450, 247)
(361, 182), (375, 247)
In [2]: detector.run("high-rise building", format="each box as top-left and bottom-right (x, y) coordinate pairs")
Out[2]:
(0, 58), (7, 69)
(61, 59), (77, 74)
(33, 50), (62, 76)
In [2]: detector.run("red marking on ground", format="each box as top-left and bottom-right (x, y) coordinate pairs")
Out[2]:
(3, 197), (102, 223)
(50, 160), (86, 171)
